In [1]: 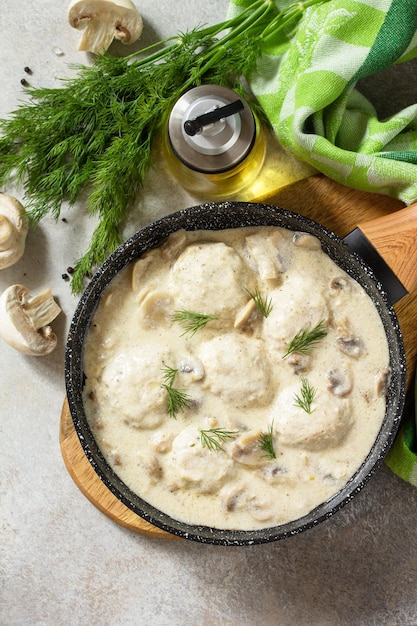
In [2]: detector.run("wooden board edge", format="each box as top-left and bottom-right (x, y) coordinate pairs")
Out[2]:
(60, 399), (179, 540)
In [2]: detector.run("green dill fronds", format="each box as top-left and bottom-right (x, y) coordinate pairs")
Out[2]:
(294, 377), (316, 414)
(0, 0), (328, 292)
(245, 287), (273, 318)
(282, 320), (328, 359)
(172, 310), (218, 337)
(162, 384), (191, 419)
(258, 422), (276, 460)
(200, 428), (239, 452)
(161, 364), (178, 387)
(161, 364), (191, 418)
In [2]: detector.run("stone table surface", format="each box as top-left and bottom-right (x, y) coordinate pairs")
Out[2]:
(1, 2), (417, 625)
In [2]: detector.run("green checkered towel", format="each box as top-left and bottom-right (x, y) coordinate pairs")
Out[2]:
(228, 0), (417, 204)
(227, 0), (417, 485)
(386, 369), (417, 487)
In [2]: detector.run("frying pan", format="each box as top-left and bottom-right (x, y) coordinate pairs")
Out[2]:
(65, 201), (415, 545)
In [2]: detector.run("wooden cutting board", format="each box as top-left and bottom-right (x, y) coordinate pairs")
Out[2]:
(60, 174), (417, 538)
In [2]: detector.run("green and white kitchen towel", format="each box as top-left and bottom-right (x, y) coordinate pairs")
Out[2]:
(228, 0), (417, 205)
(227, 0), (417, 485)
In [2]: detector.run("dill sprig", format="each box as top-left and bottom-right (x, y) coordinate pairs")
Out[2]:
(161, 365), (191, 419)
(258, 422), (276, 460)
(200, 428), (239, 452)
(172, 310), (218, 337)
(245, 287), (273, 318)
(294, 377), (316, 414)
(282, 320), (328, 359)
(0, 0), (328, 292)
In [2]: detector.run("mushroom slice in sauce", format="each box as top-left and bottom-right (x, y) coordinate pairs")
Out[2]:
(375, 367), (391, 397)
(287, 351), (311, 374)
(220, 483), (247, 512)
(292, 232), (321, 250)
(245, 232), (288, 280)
(177, 355), (205, 381)
(336, 335), (364, 358)
(246, 494), (274, 522)
(327, 367), (353, 397)
(160, 229), (188, 261)
(138, 290), (173, 329)
(234, 298), (258, 330)
(230, 431), (266, 468)
(329, 276), (351, 293)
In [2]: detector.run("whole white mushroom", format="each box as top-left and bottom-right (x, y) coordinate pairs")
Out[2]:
(68, 0), (143, 54)
(0, 194), (28, 269)
(0, 285), (61, 356)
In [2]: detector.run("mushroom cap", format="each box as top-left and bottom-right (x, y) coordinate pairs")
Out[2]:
(68, 0), (144, 54)
(0, 194), (28, 269)
(0, 285), (60, 356)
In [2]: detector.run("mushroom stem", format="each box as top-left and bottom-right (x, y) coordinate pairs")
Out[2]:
(0, 285), (61, 356)
(21, 288), (62, 331)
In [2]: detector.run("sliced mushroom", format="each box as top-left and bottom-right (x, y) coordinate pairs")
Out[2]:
(292, 232), (321, 250)
(68, 0), (143, 54)
(375, 367), (391, 397)
(160, 229), (187, 261)
(0, 194), (28, 269)
(138, 452), (162, 480)
(0, 285), (61, 355)
(287, 351), (311, 374)
(336, 335), (364, 358)
(329, 276), (350, 293)
(246, 494), (274, 522)
(230, 431), (266, 468)
(234, 298), (258, 330)
(138, 290), (173, 328)
(149, 431), (173, 454)
(245, 232), (287, 280)
(131, 256), (153, 292)
(177, 355), (205, 381)
(220, 483), (247, 512)
(327, 367), (353, 397)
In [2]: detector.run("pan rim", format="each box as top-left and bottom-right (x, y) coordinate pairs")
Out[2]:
(65, 201), (406, 545)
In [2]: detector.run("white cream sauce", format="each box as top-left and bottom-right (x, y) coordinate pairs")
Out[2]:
(82, 226), (390, 530)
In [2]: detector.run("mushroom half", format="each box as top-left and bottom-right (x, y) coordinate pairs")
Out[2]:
(0, 194), (28, 269)
(68, 0), (144, 54)
(0, 285), (61, 356)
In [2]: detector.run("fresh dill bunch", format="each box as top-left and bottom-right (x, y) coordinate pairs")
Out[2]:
(282, 320), (328, 359)
(258, 422), (276, 460)
(0, 0), (328, 292)
(172, 310), (218, 337)
(200, 428), (239, 452)
(294, 377), (316, 414)
(245, 287), (273, 318)
(161, 364), (191, 418)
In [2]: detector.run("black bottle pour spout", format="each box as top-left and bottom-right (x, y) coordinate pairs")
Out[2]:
(184, 99), (244, 136)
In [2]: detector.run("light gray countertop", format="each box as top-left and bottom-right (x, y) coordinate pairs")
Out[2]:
(1, 2), (417, 625)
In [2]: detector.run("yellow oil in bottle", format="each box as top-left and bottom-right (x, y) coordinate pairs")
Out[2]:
(164, 85), (266, 198)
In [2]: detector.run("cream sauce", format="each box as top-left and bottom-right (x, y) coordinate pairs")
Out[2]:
(82, 226), (390, 530)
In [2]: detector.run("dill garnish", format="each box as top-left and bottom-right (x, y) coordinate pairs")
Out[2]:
(0, 0), (327, 292)
(200, 428), (239, 452)
(172, 310), (218, 337)
(282, 320), (328, 359)
(294, 377), (316, 414)
(258, 422), (276, 460)
(161, 365), (191, 419)
(245, 287), (273, 318)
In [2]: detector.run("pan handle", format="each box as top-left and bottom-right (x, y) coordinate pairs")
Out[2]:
(356, 202), (417, 295)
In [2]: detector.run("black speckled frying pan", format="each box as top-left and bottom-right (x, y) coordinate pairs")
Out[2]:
(65, 201), (415, 545)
